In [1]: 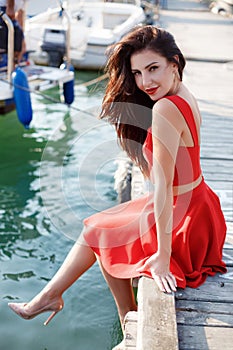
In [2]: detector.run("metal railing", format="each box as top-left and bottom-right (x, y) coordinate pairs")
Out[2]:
(0, 12), (14, 82)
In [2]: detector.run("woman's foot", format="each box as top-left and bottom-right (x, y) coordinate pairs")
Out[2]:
(8, 293), (64, 325)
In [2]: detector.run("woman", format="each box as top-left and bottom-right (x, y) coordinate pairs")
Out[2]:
(8, 25), (227, 345)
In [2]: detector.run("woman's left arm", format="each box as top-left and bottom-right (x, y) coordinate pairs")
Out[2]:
(137, 99), (183, 292)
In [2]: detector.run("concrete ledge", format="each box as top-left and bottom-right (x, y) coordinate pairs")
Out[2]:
(137, 277), (178, 350)
(130, 164), (179, 349)
(122, 277), (179, 350)
(124, 311), (138, 349)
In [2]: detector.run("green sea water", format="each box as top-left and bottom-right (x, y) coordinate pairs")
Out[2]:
(0, 71), (122, 350)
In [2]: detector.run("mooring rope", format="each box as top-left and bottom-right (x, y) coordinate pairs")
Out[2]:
(76, 73), (108, 87)
(0, 71), (108, 117)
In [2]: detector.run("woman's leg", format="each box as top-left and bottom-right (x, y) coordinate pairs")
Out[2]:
(9, 242), (96, 320)
(44, 242), (96, 296)
(98, 261), (137, 327)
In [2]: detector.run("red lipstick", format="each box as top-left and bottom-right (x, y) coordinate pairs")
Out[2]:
(145, 87), (158, 95)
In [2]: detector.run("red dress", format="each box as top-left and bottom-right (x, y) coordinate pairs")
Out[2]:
(83, 95), (227, 288)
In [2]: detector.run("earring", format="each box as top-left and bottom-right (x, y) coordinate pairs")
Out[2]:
(173, 69), (179, 82)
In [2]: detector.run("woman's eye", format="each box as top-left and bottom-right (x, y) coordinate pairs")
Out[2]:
(150, 66), (158, 72)
(132, 71), (140, 76)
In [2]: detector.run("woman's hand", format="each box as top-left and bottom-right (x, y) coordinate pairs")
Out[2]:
(137, 252), (177, 293)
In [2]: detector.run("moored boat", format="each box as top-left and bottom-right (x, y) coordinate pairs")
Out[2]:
(25, 0), (146, 70)
(0, 12), (74, 127)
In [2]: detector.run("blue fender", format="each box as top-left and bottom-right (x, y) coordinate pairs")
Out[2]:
(60, 62), (75, 105)
(12, 67), (33, 128)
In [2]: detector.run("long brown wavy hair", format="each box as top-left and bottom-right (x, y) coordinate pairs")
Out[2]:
(99, 26), (186, 177)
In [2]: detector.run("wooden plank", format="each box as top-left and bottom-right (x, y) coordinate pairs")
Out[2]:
(199, 267), (233, 281)
(176, 301), (233, 327)
(178, 325), (233, 350)
(225, 238), (233, 247)
(223, 251), (233, 267)
(213, 269), (233, 282)
(176, 299), (233, 317)
(176, 280), (233, 302)
(137, 277), (179, 350)
(177, 311), (233, 327)
(176, 90), (233, 348)
(226, 222), (233, 234)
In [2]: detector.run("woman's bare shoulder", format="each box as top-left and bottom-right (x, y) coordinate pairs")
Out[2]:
(152, 97), (184, 127)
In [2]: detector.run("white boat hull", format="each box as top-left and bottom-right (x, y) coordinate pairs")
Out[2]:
(25, 2), (146, 70)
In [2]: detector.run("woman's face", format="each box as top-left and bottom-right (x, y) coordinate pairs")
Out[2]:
(130, 49), (177, 101)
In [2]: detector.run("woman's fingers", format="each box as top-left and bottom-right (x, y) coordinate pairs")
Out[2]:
(151, 271), (166, 292)
(151, 270), (177, 293)
(165, 273), (177, 292)
(168, 272), (177, 288)
(136, 258), (177, 293)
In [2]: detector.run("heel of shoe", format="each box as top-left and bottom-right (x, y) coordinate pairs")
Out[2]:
(44, 311), (58, 326)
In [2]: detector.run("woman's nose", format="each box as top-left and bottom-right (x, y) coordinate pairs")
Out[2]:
(142, 72), (152, 88)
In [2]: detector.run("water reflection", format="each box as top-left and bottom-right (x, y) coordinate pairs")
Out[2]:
(3, 270), (36, 281)
(0, 74), (121, 350)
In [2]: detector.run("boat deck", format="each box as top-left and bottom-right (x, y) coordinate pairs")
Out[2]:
(23, 65), (74, 90)
(0, 63), (74, 114)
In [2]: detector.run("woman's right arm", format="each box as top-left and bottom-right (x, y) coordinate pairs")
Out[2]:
(137, 99), (184, 292)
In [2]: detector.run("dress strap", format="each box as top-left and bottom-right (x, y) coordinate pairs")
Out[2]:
(165, 95), (199, 146)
